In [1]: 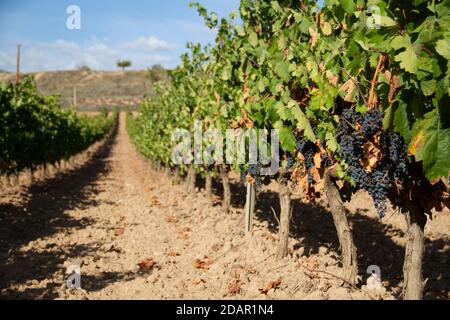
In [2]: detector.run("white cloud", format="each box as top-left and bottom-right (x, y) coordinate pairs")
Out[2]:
(122, 36), (176, 51)
(173, 20), (216, 35)
(0, 37), (175, 72)
(131, 54), (172, 66)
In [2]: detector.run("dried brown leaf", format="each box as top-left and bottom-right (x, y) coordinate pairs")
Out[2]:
(388, 75), (401, 104)
(309, 27), (318, 46)
(228, 279), (242, 296)
(114, 228), (125, 236)
(258, 278), (282, 294)
(138, 258), (156, 270)
(362, 140), (382, 173)
(151, 196), (161, 206)
(241, 109), (254, 129)
(340, 78), (356, 102)
(310, 167), (321, 182)
(246, 175), (256, 184)
(165, 216), (178, 223)
(192, 278), (206, 285)
(194, 256), (212, 270)
(313, 152), (322, 169)
(325, 70), (339, 86)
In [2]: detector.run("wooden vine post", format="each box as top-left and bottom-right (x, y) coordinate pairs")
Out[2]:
(173, 166), (182, 184)
(219, 164), (231, 213)
(244, 182), (256, 234)
(276, 170), (292, 259)
(186, 165), (196, 194)
(403, 202), (426, 300)
(205, 170), (212, 199)
(323, 166), (358, 285)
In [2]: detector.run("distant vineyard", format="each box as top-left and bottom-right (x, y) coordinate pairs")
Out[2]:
(0, 76), (117, 175)
(128, 0), (450, 300)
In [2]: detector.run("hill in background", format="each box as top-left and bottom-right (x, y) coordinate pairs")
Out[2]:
(0, 68), (168, 110)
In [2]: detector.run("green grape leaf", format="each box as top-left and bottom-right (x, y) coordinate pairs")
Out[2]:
(235, 25), (245, 36)
(417, 126), (450, 181)
(393, 101), (412, 143)
(278, 126), (296, 153)
(341, 0), (356, 14)
(325, 132), (338, 152)
(409, 110), (450, 181)
(291, 106), (315, 142)
(274, 60), (290, 82)
(421, 79), (436, 96)
(436, 38), (450, 60)
(249, 31), (258, 48)
(390, 35), (418, 74)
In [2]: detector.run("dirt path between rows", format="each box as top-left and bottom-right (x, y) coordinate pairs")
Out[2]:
(1, 113), (449, 300)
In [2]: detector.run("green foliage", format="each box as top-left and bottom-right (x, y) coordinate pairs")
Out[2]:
(129, 0), (449, 195)
(148, 64), (170, 83)
(0, 76), (116, 174)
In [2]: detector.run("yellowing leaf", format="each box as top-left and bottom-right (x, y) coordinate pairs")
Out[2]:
(340, 78), (357, 102)
(379, 16), (397, 27)
(408, 129), (425, 156)
(325, 70), (339, 86)
(309, 27), (318, 47)
(320, 21), (332, 36)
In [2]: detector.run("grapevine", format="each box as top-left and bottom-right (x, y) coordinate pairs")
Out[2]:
(0, 76), (116, 176)
(127, 0), (450, 300)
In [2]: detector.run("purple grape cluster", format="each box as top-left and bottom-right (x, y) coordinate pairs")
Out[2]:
(240, 162), (263, 187)
(295, 137), (322, 184)
(337, 109), (409, 218)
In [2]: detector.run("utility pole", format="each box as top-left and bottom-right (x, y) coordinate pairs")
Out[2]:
(73, 85), (77, 108)
(16, 44), (21, 84)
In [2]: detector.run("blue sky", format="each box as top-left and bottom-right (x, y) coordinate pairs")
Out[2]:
(0, 0), (240, 71)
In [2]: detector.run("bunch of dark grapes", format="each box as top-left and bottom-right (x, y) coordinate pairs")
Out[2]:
(296, 138), (318, 184)
(337, 109), (409, 218)
(240, 162), (263, 187)
(379, 131), (409, 180)
(361, 110), (384, 136)
(286, 154), (295, 170)
(321, 153), (332, 167)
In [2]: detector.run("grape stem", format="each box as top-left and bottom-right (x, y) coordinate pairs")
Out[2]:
(367, 54), (386, 110)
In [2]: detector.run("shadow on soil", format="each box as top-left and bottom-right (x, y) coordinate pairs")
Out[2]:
(202, 174), (449, 300)
(0, 124), (142, 299)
